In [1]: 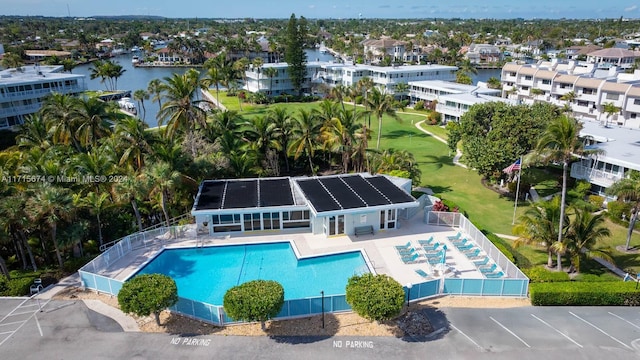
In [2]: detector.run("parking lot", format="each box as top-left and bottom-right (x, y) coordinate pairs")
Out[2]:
(1, 298), (640, 359)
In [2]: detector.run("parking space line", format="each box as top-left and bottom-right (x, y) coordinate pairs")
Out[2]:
(608, 312), (640, 330)
(489, 316), (531, 348)
(569, 311), (633, 350)
(530, 314), (583, 348)
(0, 298), (51, 348)
(0, 330), (15, 336)
(0, 320), (26, 327)
(449, 324), (483, 350)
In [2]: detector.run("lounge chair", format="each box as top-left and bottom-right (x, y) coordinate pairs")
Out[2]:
(451, 237), (468, 245)
(397, 247), (418, 255)
(422, 242), (440, 251)
(456, 243), (475, 251)
(418, 237), (434, 246)
(485, 271), (505, 278)
(424, 250), (443, 257)
(427, 257), (443, 265)
(464, 248), (481, 258)
(395, 241), (412, 250)
(401, 253), (420, 263)
(472, 257), (490, 266)
(414, 269), (432, 279)
(479, 264), (498, 273)
(446, 232), (462, 241)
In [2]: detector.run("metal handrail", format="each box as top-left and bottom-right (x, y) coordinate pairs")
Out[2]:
(99, 213), (194, 251)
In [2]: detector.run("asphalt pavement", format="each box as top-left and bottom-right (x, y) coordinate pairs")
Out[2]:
(1, 298), (640, 360)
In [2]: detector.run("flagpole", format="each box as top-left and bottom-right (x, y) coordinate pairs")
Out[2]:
(512, 156), (523, 225)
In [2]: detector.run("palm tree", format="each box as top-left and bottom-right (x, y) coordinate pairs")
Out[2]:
(289, 109), (322, 175)
(487, 77), (502, 90)
(17, 113), (52, 151)
(357, 77), (374, 127)
(330, 84), (348, 112)
(565, 207), (612, 273)
(560, 91), (577, 116)
(243, 115), (281, 163)
(367, 87), (401, 150)
(73, 145), (116, 194)
(73, 192), (111, 247)
(202, 58), (224, 107)
(144, 162), (182, 227)
(113, 172), (148, 233)
(26, 184), (74, 268)
(602, 102), (621, 127)
(0, 193), (38, 271)
(41, 93), (82, 152)
(536, 116), (594, 271)
(607, 171), (640, 250)
(208, 110), (243, 140)
(157, 69), (211, 141)
(394, 82), (410, 102)
(133, 89), (150, 121)
(513, 197), (567, 268)
(263, 67), (278, 97)
(75, 97), (114, 149)
(267, 106), (293, 173)
(147, 78), (164, 109)
(114, 117), (154, 171)
(321, 108), (365, 173)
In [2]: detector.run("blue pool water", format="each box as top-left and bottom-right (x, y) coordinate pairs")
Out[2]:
(135, 242), (369, 305)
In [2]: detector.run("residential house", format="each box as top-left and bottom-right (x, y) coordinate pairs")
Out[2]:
(586, 48), (640, 69)
(464, 43), (503, 65)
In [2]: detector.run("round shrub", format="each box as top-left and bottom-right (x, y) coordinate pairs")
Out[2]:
(345, 273), (404, 322)
(413, 101), (425, 110)
(223, 280), (284, 329)
(118, 274), (178, 326)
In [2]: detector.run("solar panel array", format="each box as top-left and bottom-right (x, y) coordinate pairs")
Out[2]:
(296, 174), (415, 213)
(194, 178), (295, 210)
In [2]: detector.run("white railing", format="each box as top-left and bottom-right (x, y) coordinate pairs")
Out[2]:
(99, 214), (194, 251)
(570, 163), (623, 187)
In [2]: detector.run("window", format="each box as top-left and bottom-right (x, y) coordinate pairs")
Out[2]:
(634, 99), (640, 105)
(583, 88), (595, 95)
(541, 79), (551, 85)
(606, 93), (619, 101)
(212, 214), (242, 232)
(282, 210), (310, 229)
(524, 75), (532, 80)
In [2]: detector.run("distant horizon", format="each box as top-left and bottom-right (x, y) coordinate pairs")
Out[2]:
(1, 0), (637, 20)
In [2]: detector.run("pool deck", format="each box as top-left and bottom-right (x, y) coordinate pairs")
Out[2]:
(96, 209), (499, 288)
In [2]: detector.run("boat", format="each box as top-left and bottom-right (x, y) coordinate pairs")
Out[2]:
(130, 46), (140, 52)
(132, 56), (140, 65)
(117, 97), (137, 115)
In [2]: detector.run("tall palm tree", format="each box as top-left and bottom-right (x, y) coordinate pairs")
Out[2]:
(41, 93), (82, 152)
(321, 108), (364, 173)
(147, 78), (164, 109)
(114, 117), (154, 171)
(330, 84), (348, 112)
(144, 162), (182, 227)
(17, 113), (52, 151)
(267, 106), (293, 173)
(73, 145), (116, 194)
(357, 77), (374, 127)
(367, 87), (401, 150)
(243, 115), (281, 163)
(607, 171), (640, 250)
(113, 172), (148, 233)
(73, 191), (111, 247)
(565, 207), (612, 273)
(26, 184), (74, 268)
(602, 102), (621, 127)
(289, 109), (322, 175)
(513, 197), (567, 268)
(202, 58), (224, 107)
(75, 97), (115, 149)
(157, 69), (211, 142)
(0, 193), (38, 271)
(133, 89), (150, 121)
(536, 116), (594, 271)
(208, 110), (243, 140)
(560, 91), (577, 116)
(394, 82), (410, 102)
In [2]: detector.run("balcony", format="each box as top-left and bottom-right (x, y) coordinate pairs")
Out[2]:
(570, 163), (623, 188)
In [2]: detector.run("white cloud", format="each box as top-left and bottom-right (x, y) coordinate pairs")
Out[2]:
(624, 5), (638, 12)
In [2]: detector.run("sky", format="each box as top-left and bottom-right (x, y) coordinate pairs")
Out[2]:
(1, 0), (639, 19)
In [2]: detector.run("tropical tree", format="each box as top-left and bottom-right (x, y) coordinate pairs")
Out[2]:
(288, 109), (321, 175)
(73, 191), (111, 247)
(565, 207), (612, 273)
(118, 274), (178, 326)
(284, 14), (308, 96)
(394, 82), (409, 102)
(144, 162), (183, 227)
(263, 67), (278, 97)
(41, 93), (82, 152)
(113, 173), (148, 233)
(607, 171), (640, 250)
(17, 113), (52, 151)
(560, 91), (577, 116)
(133, 89), (149, 121)
(267, 106), (293, 172)
(366, 87), (401, 149)
(536, 115), (594, 271)
(75, 97), (115, 149)
(114, 117), (154, 171)
(487, 77), (502, 90)
(243, 115), (281, 164)
(602, 102), (621, 127)
(320, 108), (364, 172)
(202, 57), (224, 106)
(26, 184), (75, 268)
(147, 78), (164, 109)
(513, 197), (567, 268)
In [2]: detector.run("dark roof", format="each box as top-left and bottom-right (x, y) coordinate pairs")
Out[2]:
(296, 174), (415, 214)
(194, 178), (294, 211)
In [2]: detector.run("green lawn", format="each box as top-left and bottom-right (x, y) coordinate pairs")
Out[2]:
(417, 122), (449, 141)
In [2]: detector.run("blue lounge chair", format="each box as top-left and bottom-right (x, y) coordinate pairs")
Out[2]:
(472, 257), (490, 266)
(397, 247), (418, 255)
(401, 253), (420, 263)
(479, 264), (498, 273)
(424, 250), (443, 258)
(414, 269), (431, 279)
(447, 232), (462, 241)
(451, 237), (468, 245)
(456, 243), (475, 251)
(418, 237), (434, 246)
(422, 242), (440, 251)
(427, 257), (443, 265)
(464, 248), (481, 258)
(485, 271), (504, 278)
(394, 241), (412, 250)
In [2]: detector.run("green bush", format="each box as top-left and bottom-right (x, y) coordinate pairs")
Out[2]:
(530, 282), (640, 306)
(523, 267), (570, 282)
(588, 195), (604, 209)
(1, 277), (34, 297)
(607, 200), (632, 221)
(345, 273), (405, 322)
(413, 101), (425, 111)
(118, 274), (178, 325)
(63, 256), (94, 273)
(484, 232), (516, 263)
(223, 280), (284, 329)
(573, 273), (615, 282)
(0, 275), (8, 293)
(573, 180), (592, 199)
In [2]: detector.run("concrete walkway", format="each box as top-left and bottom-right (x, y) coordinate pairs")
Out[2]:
(413, 120), (467, 169)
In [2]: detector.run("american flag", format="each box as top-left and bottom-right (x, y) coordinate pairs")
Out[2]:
(503, 158), (521, 174)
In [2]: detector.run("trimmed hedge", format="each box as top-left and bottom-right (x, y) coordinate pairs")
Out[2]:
(523, 267), (570, 283)
(0, 277), (34, 297)
(530, 282), (640, 306)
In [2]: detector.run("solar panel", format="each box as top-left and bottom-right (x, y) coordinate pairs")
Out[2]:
(319, 177), (366, 209)
(297, 179), (341, 212)
(341, 175), (390, 206)
(195, 181), (225, 210)
(223, 180), (258, 209)
(260, 178), (294, 207)
(366, 176), (415, 204)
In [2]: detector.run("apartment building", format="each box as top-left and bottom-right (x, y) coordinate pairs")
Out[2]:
(0, 64), (87, 130)
(501, 60), (640, 128)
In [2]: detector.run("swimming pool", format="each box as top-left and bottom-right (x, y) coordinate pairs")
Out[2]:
(134, 242), (370, 305)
